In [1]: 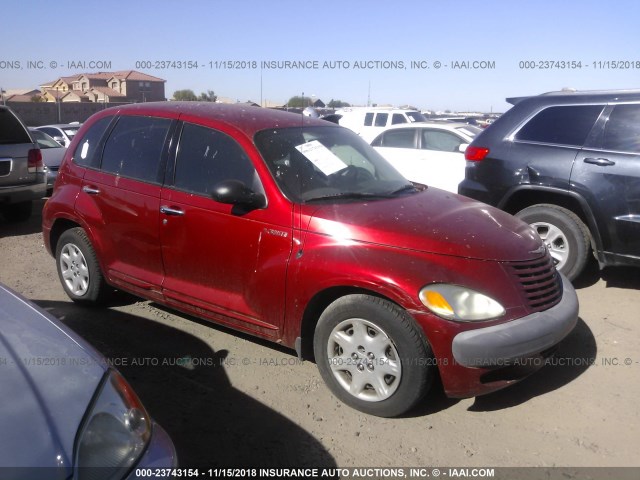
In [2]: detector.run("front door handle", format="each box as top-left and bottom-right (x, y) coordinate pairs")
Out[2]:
(82, 185), (100, 195)
(584, 157), (616, 166)
(160, 206), (185, 216)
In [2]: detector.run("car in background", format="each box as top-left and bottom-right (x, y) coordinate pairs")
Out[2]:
(371, 122), (481, 192)
(34, 123), (81, 148)
(331, 107), (428, 142)
(43, 102), (578, 417)
(29, 128), (66, 194)
(459, 89), (640, 280)
(0, 106), (46, 222)
(0, 283), (177, 475)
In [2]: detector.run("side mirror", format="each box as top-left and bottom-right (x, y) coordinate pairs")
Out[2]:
(458, 143), (469, 153)
(212, 180), (266, 209)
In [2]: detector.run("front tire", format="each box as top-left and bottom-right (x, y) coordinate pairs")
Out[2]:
(55, 227), (111, 304)
(516, 204), (590, 281)
(314, 294), (433, 417)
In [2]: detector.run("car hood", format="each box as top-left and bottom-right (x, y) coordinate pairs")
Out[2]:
(0, 286), (105, 474)
(302, 188), (543, 261)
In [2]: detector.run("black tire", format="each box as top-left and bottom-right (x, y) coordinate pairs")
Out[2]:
(313, 294), (433, 417)
(2, 201), (33, 222)
(516, 204), (590, 281)
(55, 227), (111, 304)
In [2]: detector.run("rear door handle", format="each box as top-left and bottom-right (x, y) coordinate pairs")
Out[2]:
(82, 185), (100, 195)
(584, 157), (616, 166)
(160, 206), (185, 216)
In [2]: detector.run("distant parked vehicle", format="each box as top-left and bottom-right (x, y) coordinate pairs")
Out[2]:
(34, 123), (81, 148)
(0, 106), (46, 222)
(332, 107), (428, 143)
(371, 122), (481, 192)
(29, 128), (66, 194)
(459, 89), (640, 280)
(0, 283), (177, 473)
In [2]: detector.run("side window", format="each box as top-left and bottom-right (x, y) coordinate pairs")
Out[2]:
(392, 113), (407, 125)
(73, 116), (113, 168)
(602, 104), (640, 153)
(382, 129), (415, 148)
(422, 130), (463, 152)
(515, 105), (603, 147)
(374, 113), (389, 127)
(174, 123), (261, 197)
(364, 113), (374, 126)
(101, 116), (172, 183)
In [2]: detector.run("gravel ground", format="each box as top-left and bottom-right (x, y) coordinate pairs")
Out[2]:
(1, 199), (639, 476)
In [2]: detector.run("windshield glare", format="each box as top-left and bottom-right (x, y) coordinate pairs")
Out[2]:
(255, 126), (414, 203)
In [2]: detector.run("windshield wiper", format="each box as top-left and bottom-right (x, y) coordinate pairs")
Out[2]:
(304, 192), (393, 203)
(389, 184), (418, 195)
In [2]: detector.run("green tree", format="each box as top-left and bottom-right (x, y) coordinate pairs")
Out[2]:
(286, 95), (312, 108)
(173, 89), (198, 101)
(30, 95), (45, 102)
(199, 90), (217, 102)
(327, 99), (351, 108)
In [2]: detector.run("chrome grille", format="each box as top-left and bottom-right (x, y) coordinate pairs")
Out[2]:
(507, 253), (562, 312)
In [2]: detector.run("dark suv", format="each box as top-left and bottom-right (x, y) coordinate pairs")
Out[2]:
(459, 89), (640, 280)
(0, 106), (46, 222)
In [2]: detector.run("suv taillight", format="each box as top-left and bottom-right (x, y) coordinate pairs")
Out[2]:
(465, 146), (490, 162)
(27, 149), (44, 173)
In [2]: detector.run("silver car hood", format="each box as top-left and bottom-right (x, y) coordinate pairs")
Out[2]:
(0, 286), (105, 474)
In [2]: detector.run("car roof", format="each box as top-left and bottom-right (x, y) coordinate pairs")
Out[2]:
(376, 121), (473, 132)
(507, 89), (640, 105)
(98, 101), (334, 137)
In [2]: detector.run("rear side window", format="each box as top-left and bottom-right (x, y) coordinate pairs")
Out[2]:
(101, 116), (172, 183)
(364, 113), (374, 126)
(73, 116), (113, 167)
(374, 113), (388, 127)
(422, 130), (464, 152)
(0, 108), (31, 144)
(173, 123), (259, 197)
(381, 129), (415, 148)
(602, 104), (640, 153)
(515, 105), (604, 146)
(392, 113), (407, 125)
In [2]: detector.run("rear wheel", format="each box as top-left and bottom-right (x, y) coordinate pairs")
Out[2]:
(56, 227), (111, 304)
(516, 204), (590, 281)
(314, 294), (433, 417)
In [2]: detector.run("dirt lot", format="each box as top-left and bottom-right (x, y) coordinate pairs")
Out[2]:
(1, 199), (639, 474)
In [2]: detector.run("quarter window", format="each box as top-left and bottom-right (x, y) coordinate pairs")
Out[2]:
(174, 123), (260, 197)
(364, 113), (374, 126)
(602, 104), (640, 153)
(101, 115), (171, 183)
(515, 105), (603, 147)
(73, 116), (113, 168)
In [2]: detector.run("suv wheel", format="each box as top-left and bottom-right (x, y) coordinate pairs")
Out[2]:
(314, 294), (433, 417)
(2, 201), (33, 222)
(55, 227), (111, 304)
(516, 204), (590, 280)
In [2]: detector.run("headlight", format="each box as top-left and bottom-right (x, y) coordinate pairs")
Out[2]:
(419, 284), (505, 321)
(75, 370), (151, 479)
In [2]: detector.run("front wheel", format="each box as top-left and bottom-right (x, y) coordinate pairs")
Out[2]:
(55, 227), (111, 304)
(516, 204), (590, 281)
(314, 294), (433, 417)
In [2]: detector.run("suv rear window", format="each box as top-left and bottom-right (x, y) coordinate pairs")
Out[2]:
(515, 105), (604, 147)
(0, 108), (31, 145)
(602, 104), (640, 153)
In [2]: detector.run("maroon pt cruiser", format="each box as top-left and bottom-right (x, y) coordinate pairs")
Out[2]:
(42, 102), (578, 417)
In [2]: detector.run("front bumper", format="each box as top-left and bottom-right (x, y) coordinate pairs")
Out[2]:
(451, 274), (578, 368)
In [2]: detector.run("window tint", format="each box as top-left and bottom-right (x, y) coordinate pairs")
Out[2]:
(0, 108), (31, 144)
(101, 115), (171, 183)
(174, 123), (260, 197)
(421, 130), (463, 152)
(515, 105), (603, 146)
(603, 104), (640, 153)
(382, 129), (415, 148)
(374, 113), (388, 127)
(73, 116), (113, 167)
(364, 113), (374, 126)
(392, 114), (407, 125)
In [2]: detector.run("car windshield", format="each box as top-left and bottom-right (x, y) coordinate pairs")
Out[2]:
(30, 129), (62, 149)
(254, 126), (416, 203)
(406, 112), (427, 123)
